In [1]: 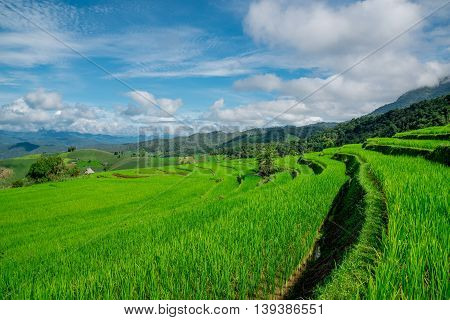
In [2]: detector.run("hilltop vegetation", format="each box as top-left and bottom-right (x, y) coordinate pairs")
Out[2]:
(303, 95), (449, 151)
(202, 95), (449, 158)
(130, 122), (335, 157)
(1, 93), (448, 162)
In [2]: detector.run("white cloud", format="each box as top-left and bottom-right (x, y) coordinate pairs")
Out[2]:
(0, 1), (311, 79)
(24, 88), (62, 110)
(237, 0), (450, 120)
(1, 0), (448, 133)
(0, 89), (185, 135)
(234, 73), (282, 91)
(245, 0), (422, 56)
(233, 57), (450, 120)
(125, 90), (183, 117)
(0, 0), (82, 66)
(202, 98), (321, 128)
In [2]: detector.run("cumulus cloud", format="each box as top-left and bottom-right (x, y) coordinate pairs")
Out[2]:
(233, 57), (450, 120)
(0, 89), (184, 135)
(1, 0), (448, 133)
(202, 98), (321, 128)
(124, 90), (183, 117)
(245, 0), (423, 56)
(237, 0), (450, 121)
(24, 88), (63, 110)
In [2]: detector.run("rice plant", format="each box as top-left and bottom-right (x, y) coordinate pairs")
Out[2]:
(0, 156), (347, 299)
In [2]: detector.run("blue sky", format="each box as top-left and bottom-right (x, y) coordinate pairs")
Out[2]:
(0, 0), (449, 135)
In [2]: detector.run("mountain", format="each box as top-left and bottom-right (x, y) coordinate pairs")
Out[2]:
(2, 82), (449, 160)
(0, 129), (136, 159)
(305, 95), (449, 150)
(370, 77), (450, 115)
(133, 122), (337, 156)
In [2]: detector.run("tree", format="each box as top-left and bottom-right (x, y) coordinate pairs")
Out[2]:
(257, 145), (277, 177)
(67, 146), (76, 152)
(11, 179), (25, 188)
(66, 165), (81, 177)
(26, 155), (66, 182)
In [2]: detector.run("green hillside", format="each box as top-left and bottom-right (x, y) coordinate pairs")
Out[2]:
(0, 149), (147, 187)
(0, 155), (41, 188)
(0, 123), (448, 299)
(303, 95), (449, 151)
(0, 155), (347, 299)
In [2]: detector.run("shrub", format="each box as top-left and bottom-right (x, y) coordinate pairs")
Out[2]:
(66, 165), (81, 177)
(26, 155), (66, 182)
(11, 179), (25, 188)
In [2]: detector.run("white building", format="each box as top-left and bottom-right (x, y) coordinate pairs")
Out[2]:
(84, 167), (95, 175)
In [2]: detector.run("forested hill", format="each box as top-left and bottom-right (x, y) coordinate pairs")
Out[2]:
(305, 95), (449, 150)
(132, 95), (449, 157)
(133, 122), (336, 156)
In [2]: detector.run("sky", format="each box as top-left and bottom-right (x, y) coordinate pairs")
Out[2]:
(0, 0), (449, 136)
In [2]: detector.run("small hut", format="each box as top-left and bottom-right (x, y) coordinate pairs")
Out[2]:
(84, 167), (95, 175)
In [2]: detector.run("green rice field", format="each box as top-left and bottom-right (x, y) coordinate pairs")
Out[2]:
(0, 125), (448, 300)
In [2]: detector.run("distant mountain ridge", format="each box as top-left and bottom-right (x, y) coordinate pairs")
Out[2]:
(370, 77), (450, 115)
(1, 79), (449, 159)
(0, 129), (136, 159)
(131, 122), (337, 156)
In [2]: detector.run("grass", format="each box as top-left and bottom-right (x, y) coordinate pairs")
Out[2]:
(64, 149), (120, 171)
(0, 149), (184, 187)
(314, 153), (386, 299)
(275, 155), (314, 175)
(109, 156), (180, 171)
(0, 157), (38, 187)
(0, 155), (347, 299)
(365, 137), (449, 151)
(329, 144), (449, 299)
(394, 124), (450, 136)
(0, 125), (448, 300)
(393, 124), (450, 139)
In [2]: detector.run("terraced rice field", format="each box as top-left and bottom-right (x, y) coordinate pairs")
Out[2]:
(365, 137), (449, 150)
(0, 156), (347, 299)
(325, 144), (449, 299)
(394, 124), (450, 139)
(0, 125), (448, 300)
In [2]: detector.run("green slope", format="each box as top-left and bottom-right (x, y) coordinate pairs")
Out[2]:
(0, 156), (347, 299)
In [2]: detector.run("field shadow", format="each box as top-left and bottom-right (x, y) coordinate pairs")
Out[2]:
(283, 161), (366, 299)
